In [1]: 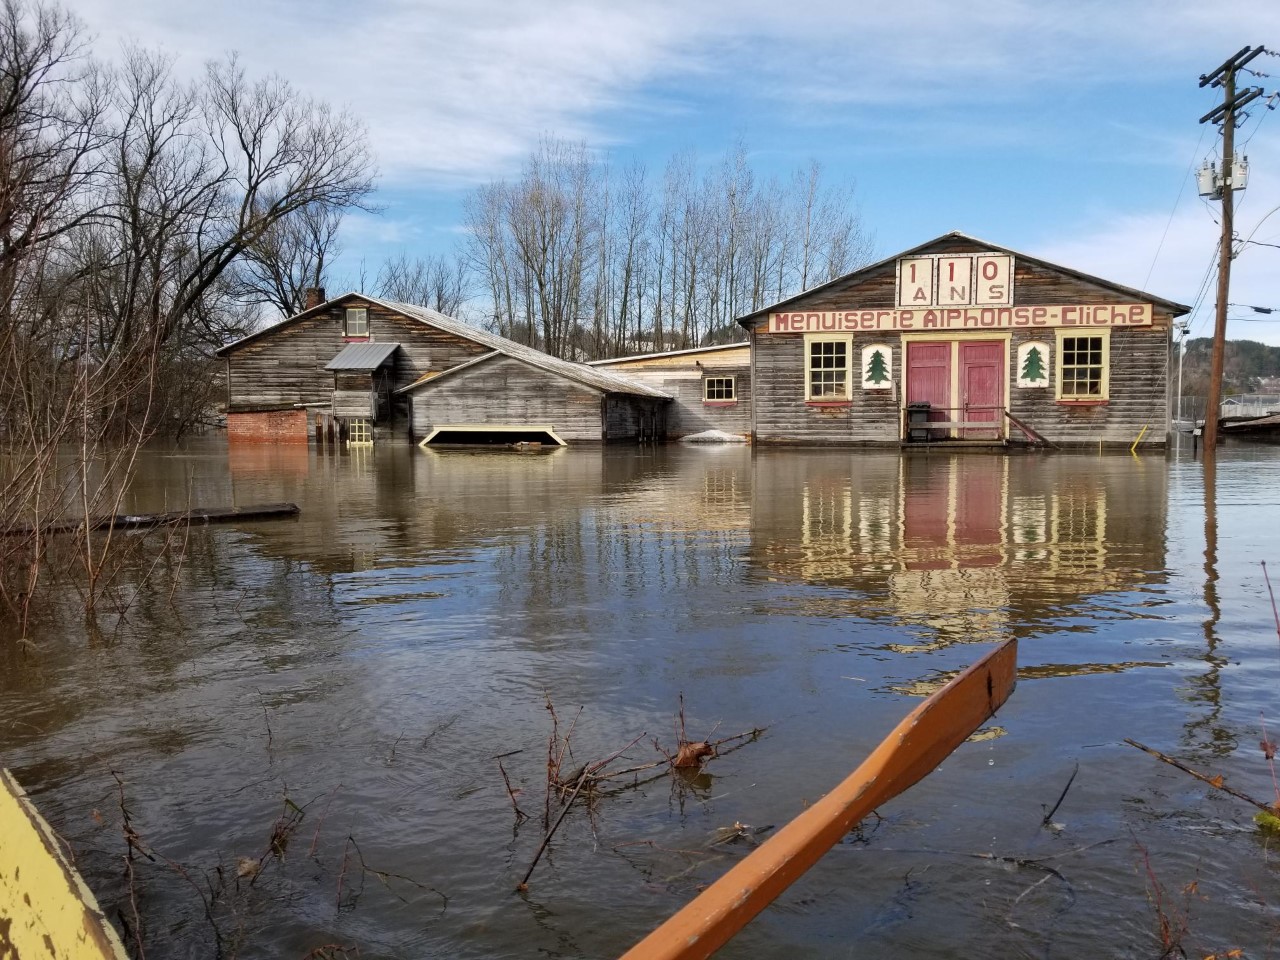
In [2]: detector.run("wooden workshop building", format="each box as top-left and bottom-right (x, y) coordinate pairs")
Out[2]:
(737, 233), (1190, 448)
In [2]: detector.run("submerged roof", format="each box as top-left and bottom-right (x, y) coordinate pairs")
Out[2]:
(735, 231), (1193, 327)
(324, 341), (400, 371)
(216, 292), (670, 400)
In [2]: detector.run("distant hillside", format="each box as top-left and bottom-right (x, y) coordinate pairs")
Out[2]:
(1181, 338), (1280, 397)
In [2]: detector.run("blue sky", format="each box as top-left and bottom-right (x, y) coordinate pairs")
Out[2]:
(83, 1), (1280, 343)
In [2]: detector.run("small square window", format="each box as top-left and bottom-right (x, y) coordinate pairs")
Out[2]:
(344, 308), (368, 337)
(1058, 334), (1108, 399)
(704, 376), (735, 401)
(806, 337), (850, 399)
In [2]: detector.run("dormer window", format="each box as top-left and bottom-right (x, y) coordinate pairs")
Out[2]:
(344, 307), (369, 338)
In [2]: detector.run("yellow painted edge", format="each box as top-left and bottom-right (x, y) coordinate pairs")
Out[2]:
(419, 425), (567, 447)
(0, 769), (129, 960)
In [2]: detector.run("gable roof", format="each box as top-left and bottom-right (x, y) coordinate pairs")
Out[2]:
(217, 292), (670, 400)
(216, 291), (372, 356)
(735, 231), (1192, 328)
(324, 341), (399, 370)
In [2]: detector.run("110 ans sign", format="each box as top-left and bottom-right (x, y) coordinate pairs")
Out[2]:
(897, 253), (1012, 308)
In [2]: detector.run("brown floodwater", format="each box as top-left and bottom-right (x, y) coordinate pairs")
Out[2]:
(2, 437), (1280, 958)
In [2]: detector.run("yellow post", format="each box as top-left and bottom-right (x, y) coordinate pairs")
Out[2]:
(0, 770), (129, 960)
(1130, 424), (1149, 454)
(619, 640), (1018, 960)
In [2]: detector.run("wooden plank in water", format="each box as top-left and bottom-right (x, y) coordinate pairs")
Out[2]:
(0, 769), (129, 960)
(4, 502), (300, 537)
(111, 502), (301, 528)
(619, 639), (1018, 960)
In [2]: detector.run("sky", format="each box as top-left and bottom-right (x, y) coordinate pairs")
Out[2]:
(77, 1), (1280, 344)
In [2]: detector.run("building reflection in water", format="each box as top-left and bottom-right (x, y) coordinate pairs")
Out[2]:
(748, 451), (1169, 656)
(202, 441), (1175, 687)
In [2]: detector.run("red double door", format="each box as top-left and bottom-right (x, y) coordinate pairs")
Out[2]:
(905, 340), (1004, 439)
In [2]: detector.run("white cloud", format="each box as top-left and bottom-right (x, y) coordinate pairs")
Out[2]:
(1039, 132), (1280, 346)
(340, 212), (424, 246)
(74, 0), (1280, 186)
(72, 0), (1280, 334)
(76, 0), (699, 185)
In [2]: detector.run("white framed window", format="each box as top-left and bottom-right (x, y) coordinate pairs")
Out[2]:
(344, 307), (369, 337)
(1055, 331), (1109, 400)
(347, 418), (372, 445)
(704, 376), (735, 402)
(805, 335), (852, 400)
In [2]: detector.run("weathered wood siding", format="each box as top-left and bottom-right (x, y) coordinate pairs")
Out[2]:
(751, 332), (900, 444)
(597, 347), (752, 438)
(1005, 323), (1173, 446)
(613, 365), (752, 438)
(748, 237), (1176, 448)
(223, 297), (490, 412)
(410, 355), (607, 441)
(333, 394), (373, 419)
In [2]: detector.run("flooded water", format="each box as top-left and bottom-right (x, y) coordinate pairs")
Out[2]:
(3, 437), (1280, 958)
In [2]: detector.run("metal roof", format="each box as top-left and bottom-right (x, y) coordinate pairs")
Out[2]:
(376, 299), (672, 400)
(324, 341), (400, 371)
(217, 292), (670, 400)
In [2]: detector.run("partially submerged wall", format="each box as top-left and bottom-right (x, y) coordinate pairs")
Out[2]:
(227, 409), (309, 444)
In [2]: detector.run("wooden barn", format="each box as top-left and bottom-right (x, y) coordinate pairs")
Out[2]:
(737, 233), (1191, 448)
(589, 343), (752, 440)
(216, 291), (670, 445)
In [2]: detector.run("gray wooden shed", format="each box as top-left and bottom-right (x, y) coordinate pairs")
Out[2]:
(398, 348), (671, 445)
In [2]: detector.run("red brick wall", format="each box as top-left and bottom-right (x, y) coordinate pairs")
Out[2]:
(227, 409), (309, 444)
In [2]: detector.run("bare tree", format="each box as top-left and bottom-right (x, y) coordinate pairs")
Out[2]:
(0, 5), (377, 629)
(235, 202), (344, 317)
(69, 47), (377, 435)
(375, 250), (469, 315)
(0, 0), (107, 276)
(463, 137), (871, 361)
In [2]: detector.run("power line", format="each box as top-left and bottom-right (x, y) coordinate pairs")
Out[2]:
(1236, 92), (1276, 153)
(1144, 125), (1209, 289)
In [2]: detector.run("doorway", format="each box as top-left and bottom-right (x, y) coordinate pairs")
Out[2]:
(904, 339), (1006, 440)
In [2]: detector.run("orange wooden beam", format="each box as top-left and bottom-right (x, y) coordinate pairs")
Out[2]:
(619, 638), (1017, 960)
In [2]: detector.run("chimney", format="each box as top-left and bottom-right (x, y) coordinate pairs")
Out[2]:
(303, 287), (325, 311)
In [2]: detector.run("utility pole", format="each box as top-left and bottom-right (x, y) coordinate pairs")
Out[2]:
(1198, 46), (1267, 452)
